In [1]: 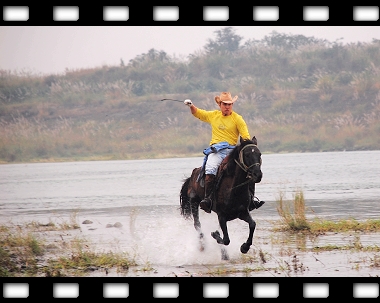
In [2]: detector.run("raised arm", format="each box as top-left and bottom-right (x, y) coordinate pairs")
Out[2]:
(184, 99), (197, 114)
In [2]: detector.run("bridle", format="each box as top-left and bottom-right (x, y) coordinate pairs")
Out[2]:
(234, 144), (261, 173)
(232, 143), (262, 190)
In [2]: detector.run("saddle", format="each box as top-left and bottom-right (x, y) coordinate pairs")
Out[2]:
(196, 142), (235, 185)
(197, 154), (230, 188)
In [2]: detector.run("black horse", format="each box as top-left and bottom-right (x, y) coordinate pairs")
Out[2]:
(180, 136), (263, 259)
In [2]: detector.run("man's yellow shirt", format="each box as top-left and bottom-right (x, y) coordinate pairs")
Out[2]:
(193, 109), (250, 146)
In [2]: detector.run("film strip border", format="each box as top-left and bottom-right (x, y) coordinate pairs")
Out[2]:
(1, 6), (379, 300)
(1, 5), (379, 24)
(1, 277), (379, 299)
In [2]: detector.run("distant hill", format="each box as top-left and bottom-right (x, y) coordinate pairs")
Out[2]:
(1, 30), (380, 163)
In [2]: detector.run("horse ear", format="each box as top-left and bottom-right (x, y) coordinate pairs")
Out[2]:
(252, 136), (258, 145)
(236, 136), (243, 146)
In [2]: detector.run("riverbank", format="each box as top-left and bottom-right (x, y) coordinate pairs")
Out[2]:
(2, 215), (380, 278)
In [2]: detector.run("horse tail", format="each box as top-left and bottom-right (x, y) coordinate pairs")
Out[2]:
(180, 177), (193, 219)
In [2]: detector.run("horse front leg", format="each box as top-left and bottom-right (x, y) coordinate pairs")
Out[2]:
(239, 212), (256, 254)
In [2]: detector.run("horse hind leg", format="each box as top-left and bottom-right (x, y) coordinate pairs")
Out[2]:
(212, 216), (230, 246)
(191, 199), (205, 251)
(194, 218), (205, 252)
(210, 231), (230, 260)
(211, 230), (230, 260)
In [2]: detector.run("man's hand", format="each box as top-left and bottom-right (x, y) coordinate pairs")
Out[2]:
(184, 99), (192, 107)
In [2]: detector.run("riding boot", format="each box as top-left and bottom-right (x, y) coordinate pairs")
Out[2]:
(200, 174), (215, 213)
(248, 182), (265, 211)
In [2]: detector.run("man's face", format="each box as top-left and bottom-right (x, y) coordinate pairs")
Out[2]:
(219, 102), (233, 116)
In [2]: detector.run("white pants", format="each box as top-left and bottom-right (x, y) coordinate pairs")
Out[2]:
(205, 148), (233, 175)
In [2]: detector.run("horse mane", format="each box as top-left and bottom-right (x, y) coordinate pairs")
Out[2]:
(225, 138), (253, 175)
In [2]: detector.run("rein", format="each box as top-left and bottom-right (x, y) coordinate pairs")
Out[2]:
(231, 144), (261, 190)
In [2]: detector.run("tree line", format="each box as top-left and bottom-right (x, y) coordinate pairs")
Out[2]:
(1, 27), (380, 163)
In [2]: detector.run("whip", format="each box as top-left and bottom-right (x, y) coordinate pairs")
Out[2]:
(160, 98), (185, 102)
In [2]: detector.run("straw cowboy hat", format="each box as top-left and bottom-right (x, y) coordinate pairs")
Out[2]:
(215, 92), (238, 105)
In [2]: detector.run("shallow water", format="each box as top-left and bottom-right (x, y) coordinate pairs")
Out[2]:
(1, 150), (379, 222)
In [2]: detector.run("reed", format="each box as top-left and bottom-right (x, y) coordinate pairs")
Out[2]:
(276, 189), (310, 231)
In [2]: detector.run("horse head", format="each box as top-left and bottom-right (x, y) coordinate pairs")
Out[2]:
(236, 136), (263, 183)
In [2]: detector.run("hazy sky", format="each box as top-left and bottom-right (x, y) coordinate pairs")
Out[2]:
(1, 26), (380, 75)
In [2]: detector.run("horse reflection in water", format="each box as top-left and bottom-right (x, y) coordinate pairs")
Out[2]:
(180, 136), (263, 260)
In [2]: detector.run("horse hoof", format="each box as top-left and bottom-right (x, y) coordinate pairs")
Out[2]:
(211, 231), (220, 239)
(240, 243), (250, 254)
(211, 231), (224, 244)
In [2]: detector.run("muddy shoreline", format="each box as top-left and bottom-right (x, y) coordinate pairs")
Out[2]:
(5, 217), (378, 278)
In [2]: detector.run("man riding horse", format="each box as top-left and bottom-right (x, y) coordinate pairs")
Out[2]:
(184, 92), (264, 213)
